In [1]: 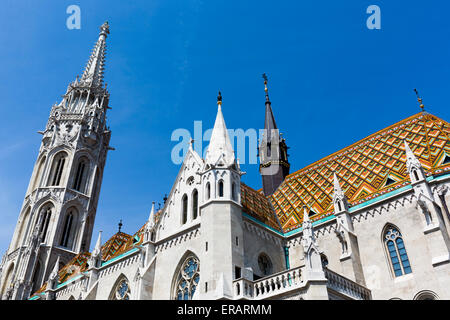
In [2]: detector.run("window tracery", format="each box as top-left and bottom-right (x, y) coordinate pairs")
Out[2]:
(174, 256), (200, 300)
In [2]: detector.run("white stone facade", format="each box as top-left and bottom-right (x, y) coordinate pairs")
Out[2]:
(1, 23), (450, 301)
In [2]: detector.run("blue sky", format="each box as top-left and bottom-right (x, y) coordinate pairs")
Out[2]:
(0, 0), (449, 254)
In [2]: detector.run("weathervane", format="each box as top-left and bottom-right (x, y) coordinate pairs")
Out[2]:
(262, 73), (270, 101)
(414, 88), (425, 112)
(217, 90), (222, 105)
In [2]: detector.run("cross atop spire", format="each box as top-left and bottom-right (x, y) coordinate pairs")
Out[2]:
(80, 22), (110, 88)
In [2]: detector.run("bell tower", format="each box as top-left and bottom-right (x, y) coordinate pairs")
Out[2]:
(0, 22), (113, 300)
(259, 73), (290, 196)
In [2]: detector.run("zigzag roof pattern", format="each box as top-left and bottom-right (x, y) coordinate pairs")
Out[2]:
(31, 225), (149, 299)
(240, 182), (282, 232)
(269, 112), (450, 232)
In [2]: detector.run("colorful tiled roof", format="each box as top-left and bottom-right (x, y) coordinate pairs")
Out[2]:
(270, 112), (450, 233)
(30, 226), (148, 299)
(241, 182), (282, 232)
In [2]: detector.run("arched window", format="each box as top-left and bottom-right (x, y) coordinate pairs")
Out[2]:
(110, 277), (131, 300)
(206, 182), (211, 200)
(31, 157), (46, 192)
(192, 189), (198, 219)
(413, 169), (419, 181)
(182, 194), (188, 224)
(39, 204), (53, 243)
(60, 208), (77, 248)
(0, 264), (14, 299)
(73, 157), (89, 193)
(218, 180), (224, 198)
(13, 207), (31, 250)
(48, 152), (67, 186)
(384, 225), (412, 277)
(257, 253), (273, 276)
(232, 182), (237, 201)
(414, 290), (439, 300)
(321, 254), (329, 268)
(173, 255), (200, 300)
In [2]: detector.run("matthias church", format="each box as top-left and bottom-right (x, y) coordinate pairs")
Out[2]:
(0, 23), (449, 300)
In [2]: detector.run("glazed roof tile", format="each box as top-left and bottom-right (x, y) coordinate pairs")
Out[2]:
(270, 112), (450, 232)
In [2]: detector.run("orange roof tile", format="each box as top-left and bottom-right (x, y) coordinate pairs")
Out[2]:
(269, 112), (450, 232)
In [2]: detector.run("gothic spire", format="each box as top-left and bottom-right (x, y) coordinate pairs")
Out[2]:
(80, 22), (109, 88)
(262, 73), (278, 140)
(147, 202), (156, 230)
(404, 140), (421, 169)
(91, 231), (102, 258)
(333, 172), (345, 198)
(49, 256), (60, 282)
(204, 91), (235, 166)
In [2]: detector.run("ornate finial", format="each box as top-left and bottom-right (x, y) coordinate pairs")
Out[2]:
(414, 88), (425, 112)
(118, 219), (123, 233)
(100, 21), (110, 36)
(163, 194), (168, 204)
(217, 90), (222, 105)
(262, 73), (270, 102)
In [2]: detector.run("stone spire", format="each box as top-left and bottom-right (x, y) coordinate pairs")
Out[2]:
(49, 256), (60, 283)
(333, 172), (349, 213)
(404, 140), (426, 183)
(91, 231), (102, 258)
(204, 91), (235, 167)
(147, 202), (156, 230)
(80, 22), (109, 88)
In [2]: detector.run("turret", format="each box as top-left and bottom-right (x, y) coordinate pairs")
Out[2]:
(258, 74), (290, 196)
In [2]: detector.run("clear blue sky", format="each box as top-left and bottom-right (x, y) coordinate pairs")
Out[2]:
(0, 0), (449, 254)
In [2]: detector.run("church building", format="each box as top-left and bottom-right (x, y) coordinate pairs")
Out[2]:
(0, 23), (449, 301)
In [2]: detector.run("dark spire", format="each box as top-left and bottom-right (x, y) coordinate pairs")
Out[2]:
(262, 73), (278, 140)
(118, 219), (123, 233)
(259, 73), (290, 196)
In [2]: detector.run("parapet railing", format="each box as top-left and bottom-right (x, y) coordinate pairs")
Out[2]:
(233, 266), (304, 300)
(324, 268), (371, 300)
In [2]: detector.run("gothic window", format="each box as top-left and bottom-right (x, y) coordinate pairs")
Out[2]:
(218, 180), (224, 198)
(232, 182), (237, 201)
(31, 157), (46, 191)
(412, 169), (419, 182)
(321, 254), (329, 268)
(60, 208), (76, 248)
(182, 194), (188, 224)
(111, 277), (131, 300)
(73, 157), (89, 193)
(192, 189), (198, 219)
(39, 205), (53, 243)
(206, 182), (211, 200)
(383, 225), (412, 277)
(173, 256), (200, 300)
(48, 152), (67, 186)
(0, 263), (14, 298)
(257, 253), (273, 276)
